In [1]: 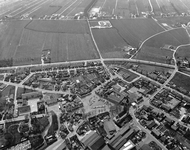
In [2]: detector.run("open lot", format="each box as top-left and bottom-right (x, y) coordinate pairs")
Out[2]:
(0, 20), (99, 66)
(171, 72), (190, 91)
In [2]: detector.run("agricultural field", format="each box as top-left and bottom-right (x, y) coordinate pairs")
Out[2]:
(0, 20), (99, 66)
(171, 72), (190, 91)
(91, 18), (164, 58)
(135, 27), (190, 63)
(92, 0), (190, 18)
(143, 28), (190, 48)
(137, 64), (173, 73)
(110, 18), (164, 47)
(175, 45), (190, 61)
(91, 28), (129, 58)
(135, 0), (151, 14)
(25, 20), (89, 34)
(135, 46), (174, 64)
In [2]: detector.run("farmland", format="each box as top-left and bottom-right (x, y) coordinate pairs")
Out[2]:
(91, 0), (190, 18)
(143, 28), (190, 48)
(91, 18), (164, 58)
(171, 72), (190, 91)
(134, 27), (190, 63)
(0, 20), (99, 66)
(110, 18), (164, 47)
(175, 45), (190, 61)
(135, 46), (174, 64)
(91, 28), (129, 58)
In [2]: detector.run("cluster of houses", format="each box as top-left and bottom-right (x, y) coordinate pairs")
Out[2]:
(96, 76), (159, 107)
(132, 66), (171, 84)
(151, 89), (181, 113)
(168, 81), (190, 97)
(136, 105), (190, 150)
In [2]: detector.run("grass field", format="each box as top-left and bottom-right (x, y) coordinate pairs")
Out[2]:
(175, 45), (190, 61)
(0, 20), (99, 66)
(135, 27), (190, 63)
(171, 72), (190, 91)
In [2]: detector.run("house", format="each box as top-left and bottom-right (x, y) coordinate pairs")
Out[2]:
(151, 128), (160, 138)
(107, 92), (125, 104)
(160, 136), (167, 144)
(164, 117), (174, 125)
(171, 124), (178, 131)
(147, 120), (157, 130)
(81, 131), (105, 150)
(104, 120), (116, 135)
(161, 104), (171, 112)
(101, 145), (111, 150)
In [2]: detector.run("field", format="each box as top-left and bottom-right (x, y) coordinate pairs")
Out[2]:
(91, 18), (164, 58)
(92, 0), (190, 18)
(137, 64), (173, 73)
(171, 72), (190, 91)
(0, 20), (99, 66)
(135, 27), (190, 63)
(91, 28), (129, 58)
(175, 45), (190, 61)
(110, 18), (164, 47)
(135, 46), (174, 63)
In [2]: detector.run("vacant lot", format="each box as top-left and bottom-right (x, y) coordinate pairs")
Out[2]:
(175, 45), (190, 61)
(110, 18), (164, 47)
(0, 20), (99, 66)
(171, 72), (190, 91)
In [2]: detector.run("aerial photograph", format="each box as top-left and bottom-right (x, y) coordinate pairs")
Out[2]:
(1, 0), (190, 150)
